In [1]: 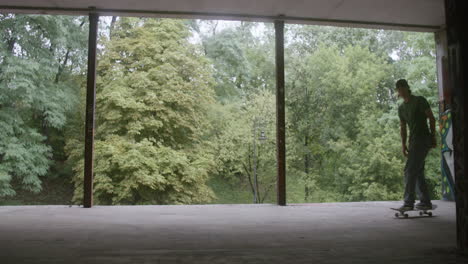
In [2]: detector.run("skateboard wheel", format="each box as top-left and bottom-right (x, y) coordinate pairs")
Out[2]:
(404, 214), (409, 218)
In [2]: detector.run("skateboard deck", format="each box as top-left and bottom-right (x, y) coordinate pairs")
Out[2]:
(390, 204), (438, 218)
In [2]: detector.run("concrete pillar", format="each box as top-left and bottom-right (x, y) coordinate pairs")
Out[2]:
(444, 0), (468, 254)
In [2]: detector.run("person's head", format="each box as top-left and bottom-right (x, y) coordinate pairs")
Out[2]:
(395, 79), (411, 98)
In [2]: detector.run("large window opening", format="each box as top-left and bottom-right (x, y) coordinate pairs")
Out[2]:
(0, 14), (446, 206)
(73, 17), (278, 205)
(0, 14), (87, 205)
(284, 25), (443, 203)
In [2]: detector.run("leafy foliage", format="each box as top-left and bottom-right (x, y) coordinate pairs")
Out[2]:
(284, 25), (440, 202)
(67, 18), (216, 205)
(1, 15), (441, 205)
(209, 90), (277, 203)
(199, 22), (275, 100)
(0, 14), (87, 197)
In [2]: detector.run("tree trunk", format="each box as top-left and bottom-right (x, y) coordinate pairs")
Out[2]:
(243, 147), (256, 202)
(7, 37), (16, 54)
(304, 136), (311, 201)
(109, 16), (117, 40)
(55, 49), (70, 83)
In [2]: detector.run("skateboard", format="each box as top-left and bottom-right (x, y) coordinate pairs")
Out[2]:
(390, 204), (438, 218)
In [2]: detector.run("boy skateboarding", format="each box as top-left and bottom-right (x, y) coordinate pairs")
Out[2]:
(395, 79), (437, 211)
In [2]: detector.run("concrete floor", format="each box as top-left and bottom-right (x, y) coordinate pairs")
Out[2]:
(0, 201), (464, 264)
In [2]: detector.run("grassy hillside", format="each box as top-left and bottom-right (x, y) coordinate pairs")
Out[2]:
(0, 176), (73, 206)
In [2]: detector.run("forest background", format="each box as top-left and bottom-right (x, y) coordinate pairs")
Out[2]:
(0, 15), (441, 205)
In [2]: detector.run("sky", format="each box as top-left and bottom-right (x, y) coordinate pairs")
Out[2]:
(97, 16), (413, 61)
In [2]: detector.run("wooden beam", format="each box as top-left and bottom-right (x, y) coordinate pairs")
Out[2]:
(83, 13), (99, 208)
(275, 20), (286, 206)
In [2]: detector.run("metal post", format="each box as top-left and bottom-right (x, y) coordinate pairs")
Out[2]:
(253, 118), (258, 204)
(275, 20), (286, 206)
(83, 13), (99, 208)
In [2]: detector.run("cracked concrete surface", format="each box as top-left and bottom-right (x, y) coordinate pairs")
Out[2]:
(0, 201), (464, 263)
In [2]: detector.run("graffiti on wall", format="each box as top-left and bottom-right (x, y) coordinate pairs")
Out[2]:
(440, 109), (455, 200)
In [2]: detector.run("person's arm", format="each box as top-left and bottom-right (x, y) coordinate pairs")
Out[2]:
(425, 108), (437, 148)
(400, 120), (409, 157)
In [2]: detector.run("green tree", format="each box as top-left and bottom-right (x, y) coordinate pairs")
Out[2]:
(191, 21), (277, 203)
(329, 110), (404, 201)
(286, 43), (391, 201)
(285, 26), (440, 203)
(197, 21), (275, 101)
(210, 90), (277, 203)
(67, 18), (217, 205)
(0, 14), (87, 197)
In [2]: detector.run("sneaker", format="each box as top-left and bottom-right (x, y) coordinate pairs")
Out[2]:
(415, 202), (432, 210)
(399, 204), (414, 211)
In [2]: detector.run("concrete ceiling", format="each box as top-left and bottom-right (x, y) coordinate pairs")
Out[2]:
(0, 0), (445, 32)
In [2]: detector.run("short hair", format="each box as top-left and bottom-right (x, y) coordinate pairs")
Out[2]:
(396, 79), (409, 88)
(395, 79), (412, 94)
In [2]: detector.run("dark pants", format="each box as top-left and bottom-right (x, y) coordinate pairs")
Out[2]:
(404, 136), (432, 205)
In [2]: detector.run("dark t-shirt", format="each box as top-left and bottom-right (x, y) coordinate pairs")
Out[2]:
(398, 95), (431, 141)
